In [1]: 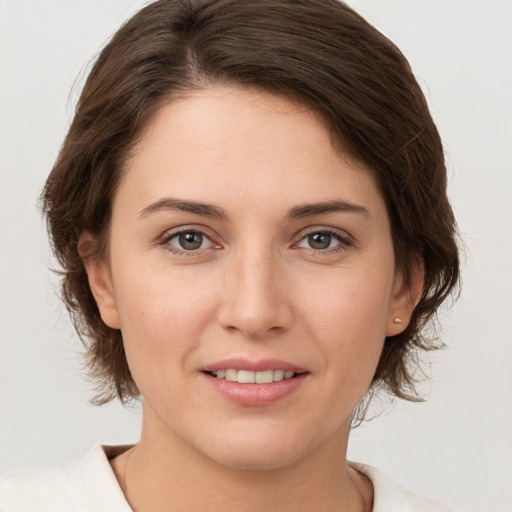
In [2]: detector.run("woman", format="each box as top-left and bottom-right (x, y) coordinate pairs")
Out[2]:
(0, 0), (460, 510)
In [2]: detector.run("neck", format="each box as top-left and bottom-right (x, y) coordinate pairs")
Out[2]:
(115, 406), (371, 512)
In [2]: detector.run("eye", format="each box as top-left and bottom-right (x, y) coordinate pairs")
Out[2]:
(163, 229), (217, 253)
(296, 230), (350, 252)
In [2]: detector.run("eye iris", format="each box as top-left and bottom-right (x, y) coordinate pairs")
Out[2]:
(179, 232), (203, 250)
(308, 232), (331, 250)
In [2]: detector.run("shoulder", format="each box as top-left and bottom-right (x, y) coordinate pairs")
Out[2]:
(352, 462), (459, 512)
(0, 463), (89, 510)
(0, 444), (131, 512)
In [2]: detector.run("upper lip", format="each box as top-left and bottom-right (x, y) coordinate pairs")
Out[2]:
(202, 358), (308, 373)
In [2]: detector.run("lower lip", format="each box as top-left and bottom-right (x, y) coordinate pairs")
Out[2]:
(202, 372), (308, 407)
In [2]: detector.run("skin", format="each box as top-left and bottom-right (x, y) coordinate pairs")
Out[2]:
(82, 85), (423, 512)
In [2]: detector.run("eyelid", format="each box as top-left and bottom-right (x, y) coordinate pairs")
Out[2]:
(159, 225), (222, 255)
(292, 226), (353, 252)
(157, 224), (353, 257)
(295, 225), (352, 241)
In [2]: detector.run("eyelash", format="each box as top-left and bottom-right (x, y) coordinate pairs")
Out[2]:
(160, 227), (218, 257)
(159, 227), (352, 257)
(294, 228), (352, 254)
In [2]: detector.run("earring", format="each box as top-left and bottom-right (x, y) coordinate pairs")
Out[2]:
(393, 317), (403, 324)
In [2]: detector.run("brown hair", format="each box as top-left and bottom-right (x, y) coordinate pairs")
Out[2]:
(41, 0), (459, 414)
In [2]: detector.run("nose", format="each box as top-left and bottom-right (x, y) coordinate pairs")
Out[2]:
(217, 246), (293, 340)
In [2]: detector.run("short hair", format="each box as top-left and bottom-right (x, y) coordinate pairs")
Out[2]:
(41, 0), (460, 415)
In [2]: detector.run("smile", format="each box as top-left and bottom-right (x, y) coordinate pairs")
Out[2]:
(203, 368), (309, 406)
(209, 369), (297, 384)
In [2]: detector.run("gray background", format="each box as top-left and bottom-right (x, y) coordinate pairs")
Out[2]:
(1, 1), (511, 511)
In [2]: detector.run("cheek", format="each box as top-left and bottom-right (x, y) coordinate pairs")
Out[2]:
(302, 267), (393, 336)
(112, 264), (218, 368)
(299, 265), (393, 386)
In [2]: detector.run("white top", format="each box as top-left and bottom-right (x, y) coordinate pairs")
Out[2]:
(0, 444), (456, 511)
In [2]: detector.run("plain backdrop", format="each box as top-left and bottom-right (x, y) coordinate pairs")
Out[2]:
(1, 1), (511, 511)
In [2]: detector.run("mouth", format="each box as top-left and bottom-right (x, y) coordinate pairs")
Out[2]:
(202, 360), (309, 406)
(207, 369), (306, 384)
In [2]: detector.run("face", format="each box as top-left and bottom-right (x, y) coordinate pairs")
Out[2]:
(85, 86), (416, 470)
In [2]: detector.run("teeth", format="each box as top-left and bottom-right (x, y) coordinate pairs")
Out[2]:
(225, 369), (238, 382)
(273, 369), (284, 381)
(210, 369), (298, 383)
(255, 370), (273, 384)
(237, 370), (255, 383)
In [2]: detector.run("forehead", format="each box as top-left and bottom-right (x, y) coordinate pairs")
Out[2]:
(119, 85), (383, 218)
(133, 85), (336, 160)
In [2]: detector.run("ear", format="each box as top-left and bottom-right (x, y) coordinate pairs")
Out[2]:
(78, 232), (120, 329)
(386, 255), (424, 337)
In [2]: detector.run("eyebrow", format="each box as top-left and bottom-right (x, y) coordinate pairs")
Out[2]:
(138, 198), (228, 220)
(287, 200), (369, 219)
(138, 197), (369, 221)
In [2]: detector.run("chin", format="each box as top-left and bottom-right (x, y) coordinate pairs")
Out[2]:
(198, 426), (321, 471)
(210, 446), (302, 471)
